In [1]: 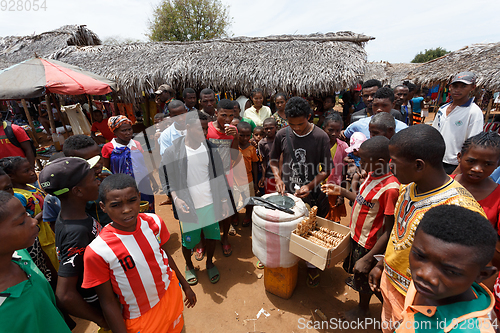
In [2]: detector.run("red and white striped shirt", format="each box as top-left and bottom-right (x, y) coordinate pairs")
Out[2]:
(350, 172), (400, 250)
(82, 213), (174, 319)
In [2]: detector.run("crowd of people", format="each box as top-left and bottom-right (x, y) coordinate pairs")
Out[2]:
(1, 71), (500, 333)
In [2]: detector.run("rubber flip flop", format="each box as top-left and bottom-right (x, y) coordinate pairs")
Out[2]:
(222, 243), (232, 257)
(194, 247), (205, 261)
(207, 265), (220, 284)
(185, 266), (198, 285)
(307, 272), (320, 288)
(256, 260), (264, 269)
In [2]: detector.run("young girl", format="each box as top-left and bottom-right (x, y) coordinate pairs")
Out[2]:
(451, 132), (500, 318)
(0, 157), (56, 286)
(102, 115), (158, 212)
(244, 88), (272, 127)
(322, 113), (349, 222)
(272, 93), (288, 130)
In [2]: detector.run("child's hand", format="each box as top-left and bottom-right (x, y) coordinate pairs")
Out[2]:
(258, 177), (265, 188)
(183, 286), (197, 308)
(294, 185), (310, 199)
(335, 196), (344, 207)
(368, 264), (383, 292)
(353, 256), (374, 275)
(275, 179), (285, 195)
(321, 184), (341, 196)
(250, 137), (258, 148)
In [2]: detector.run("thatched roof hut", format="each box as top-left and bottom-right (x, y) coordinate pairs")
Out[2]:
(363, 61), (420, 87)
(0, 25), (101, 70)
(49, 31), (373, 101)
(406, 43), (500, 91)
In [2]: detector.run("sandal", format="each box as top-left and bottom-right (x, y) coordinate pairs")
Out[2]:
(242, 218), (251, 227)
(307, 269), (320, 288)
(256, 260), (264, 269)
(207, 265), (220, 284)
(222, 243), (232, 257)
(228, 224), (237, 236)
(185, 266), (198, 285)
(194, 247), (205, 261)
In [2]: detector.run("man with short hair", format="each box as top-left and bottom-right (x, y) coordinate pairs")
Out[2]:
(158, 100), (188, 155)
(432, 72), (484, 174)
(182, 88), (198, 112)
(155, 84), (175, 115)
(199, 88), (217, 122)
(394, 85), (410, 125)
(349, 79), (382, 124)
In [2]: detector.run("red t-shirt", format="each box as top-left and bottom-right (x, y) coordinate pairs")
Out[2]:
(0, 123), (29, 159)
(206, 122), (236, 174)
(82, 213), (174, 320)
(450, 174), (500, 233)
(350, 172), (400, 250)
(91, 120), (115, 142)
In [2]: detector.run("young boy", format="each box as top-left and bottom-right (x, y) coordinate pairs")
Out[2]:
(91, 109), (115, 144)
(0, 191), (71, 333)
(270, 96), (332, 286)
(368, 125), (486, 333)
(259, 117), (278, 194)
(236, 121), (259, 226)
(207, 99), (239, 256)
(163, 111), (231, 285)
(432, 72), (484, 174)
(82, 174), (196, 333)
(397, 205), (497, 332)
(38, 156), (109, 330)
(322, 136), (400, 319)
(253, 125), (265, 195)
(369, 112), (397, 139)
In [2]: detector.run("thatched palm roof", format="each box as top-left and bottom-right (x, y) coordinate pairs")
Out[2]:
(406, 43), (500, 90)
(49, 31), (373, 101)
(0, 25), (101, 70)
(363, 61), (420, 87)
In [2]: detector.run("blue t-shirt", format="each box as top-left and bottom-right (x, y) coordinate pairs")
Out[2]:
(344, 116), (408, 139)
(42, 194), (61, 223)
(490, 166), (500, 184)
(412, 97), (424, 114)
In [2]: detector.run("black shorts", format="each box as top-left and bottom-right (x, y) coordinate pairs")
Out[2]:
(342, 238), (374, 294)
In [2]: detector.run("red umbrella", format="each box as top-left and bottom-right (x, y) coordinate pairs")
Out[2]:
(0, 56), (117, 99)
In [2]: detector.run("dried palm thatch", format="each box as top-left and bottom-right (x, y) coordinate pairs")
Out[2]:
(363, 61), (420, 87)
(406, 43), (500, 90)
(0, 25), (101, 70)
(48, 31), (373, 102)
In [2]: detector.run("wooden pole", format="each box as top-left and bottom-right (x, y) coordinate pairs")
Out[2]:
(484, 98), (494, 123)
(45, 94), (57, 135)
(143, 93), (150, 127)
(87, 94), (94, 124)
(51, 94), (70, 134)
(20, 99), (39, 147)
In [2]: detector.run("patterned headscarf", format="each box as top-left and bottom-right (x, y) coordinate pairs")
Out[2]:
(108, 115), (132, 132)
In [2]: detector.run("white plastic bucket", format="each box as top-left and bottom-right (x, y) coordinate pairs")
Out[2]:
(252, 194), (308, 268)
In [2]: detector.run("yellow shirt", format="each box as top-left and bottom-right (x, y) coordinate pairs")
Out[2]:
(243, 105), (272, 126)
(384, 178), (485, 295)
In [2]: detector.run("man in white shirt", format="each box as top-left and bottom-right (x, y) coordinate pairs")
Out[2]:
(432, 72), (484, 174)
(158, 100), (188, 155)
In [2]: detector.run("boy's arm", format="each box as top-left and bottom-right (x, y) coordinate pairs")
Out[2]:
(252, 161), (258, 189)
(296, 171), (329, 199)
(20, 140), (35, 167)
(354, 214), (394, 276)
(160, 243), (196, 308)
(56, 276), (108, 329)
(94, 281), (128, 333)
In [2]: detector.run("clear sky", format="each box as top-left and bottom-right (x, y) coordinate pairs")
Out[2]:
(1, 0), (499, 63)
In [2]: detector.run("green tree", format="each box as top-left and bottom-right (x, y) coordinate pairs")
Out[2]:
(411, 47), (450, 63)
(148, 0), (232, 42)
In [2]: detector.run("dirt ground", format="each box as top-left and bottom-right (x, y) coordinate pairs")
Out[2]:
(73, 195), (384, 333)
(67, 112), (439, 333)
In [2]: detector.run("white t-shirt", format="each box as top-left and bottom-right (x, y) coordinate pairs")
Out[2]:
(432, 99), (484, 165)
(186, 143), (213, 209)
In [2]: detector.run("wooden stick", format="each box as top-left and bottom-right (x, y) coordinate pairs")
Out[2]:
(45, 94), (56, 135)
(87, 94), (94, 124)
(51, 94), (69, 134)
(20, 99), (38, 147)
(484, 98), (493, 123)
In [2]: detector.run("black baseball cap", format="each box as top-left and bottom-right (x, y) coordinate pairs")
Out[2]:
(450, 71), (476, 85)
(39, 156), (100, 196)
